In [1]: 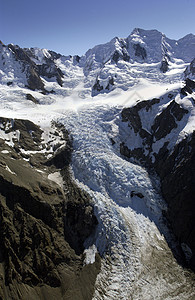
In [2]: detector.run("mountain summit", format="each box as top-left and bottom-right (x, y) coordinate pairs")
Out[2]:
(0, 28), (195, 97)
(0, 28), (195, 299)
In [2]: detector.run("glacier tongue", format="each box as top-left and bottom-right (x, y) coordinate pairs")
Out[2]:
(59, 104), (194, 300)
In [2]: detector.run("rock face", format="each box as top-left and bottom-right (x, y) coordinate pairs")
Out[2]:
(160, 59), (169, 73)
(181, 78), (195, 96)
(8, 44), (45, 91)
(92, 77), (114, 96)
(133, 44), (147, 60)
(151, 100), (188, 140)
(155, 132), (195, 271)
(184, 58), (195, 79)
(119, 83), (195, 271)
(1, 44), (67, 92)
(37, 61), (64, 87)
(1, 29), (195, 97)
(0, 117), (100, 300)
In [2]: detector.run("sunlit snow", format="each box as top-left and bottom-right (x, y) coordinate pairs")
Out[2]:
(0, 79), (194, 298)
(0, 30), (195, 298)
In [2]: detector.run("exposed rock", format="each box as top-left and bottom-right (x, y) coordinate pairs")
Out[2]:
(121, 98), (160, 134)
(181, 78), (195, 96)
(75, 55), (81, 63)
(61, 168), (98, 255)
(130, 191), (144, 198)
(120, 93), (195, 271)
(6, 44), (65, 91)
(0, 117), (43, 152)
(27, 65), (45, 91)
(105, 77), (114, 90)
(0, 117), (100, 299)
(160, 59), (169, 73)
(110, 138), (115, 145)
(37, 60), (64, 87)
(92, 80), (103, 93)
(184, 58), (195, 78)
(112, 50), (129, 63)
(112, 46), (130, 63)
(8, 44), (45, 92)
(0, 40), (5, 46)
(92, 76), (114, 96)
(26, 93), (38, 104)
(133, 44), (147, 60)
(152, 100), (188, 140)
(8, 44), (32, 64)
(155, 132), (195, 271)
(48, 50), (62, 60)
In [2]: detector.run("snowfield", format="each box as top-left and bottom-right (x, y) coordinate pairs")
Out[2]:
(58, 103), (195, 300)
(0, 28), (195, 299)
(0, 81), (195, 299)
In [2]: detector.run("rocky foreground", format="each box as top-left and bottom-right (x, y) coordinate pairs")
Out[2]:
(0, 118), (100, 300)
(0, 28), (195, 299)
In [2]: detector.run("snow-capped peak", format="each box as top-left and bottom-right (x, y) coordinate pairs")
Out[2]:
(24, 47), (52, 64)
(0, 28), (194, 98)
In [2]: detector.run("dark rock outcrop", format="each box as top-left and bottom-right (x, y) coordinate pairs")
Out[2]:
(120, 93), (195, 271)
(160, 59), (169, 73)
(37, 60), (64, 87)
(184, 58), (195, 78)
(92, 79), (103, 93)
(111, 39), (130, 64)
(26, 93), (38, 104)
(112, 51), (120, 63)
(181, 78), (195, 96)
(152, 100), (188, 140)
(133, 44), (147, 60)
(121, 98), (160, 134)
(8, 44), (45, 91)
(0, 117), (43, 151)
(105, 77), (114, 90)
(6, 44), (65, 91)
(0, 117), (100, 299)
(112, 49), (130, 63)
(92, 77), (114, 96)
(154, 132), (195, 271)
(75, 55), (81, 63)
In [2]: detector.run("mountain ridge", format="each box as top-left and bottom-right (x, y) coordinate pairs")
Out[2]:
(0, 28), (195, 299)
(0, 28), (194, 98)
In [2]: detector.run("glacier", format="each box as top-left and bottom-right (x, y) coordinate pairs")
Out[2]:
(0, 28), (195, 299)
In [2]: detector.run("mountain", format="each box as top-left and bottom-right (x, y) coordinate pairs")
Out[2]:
(0, 28), (195, 299)
(0, 28), (195, 97)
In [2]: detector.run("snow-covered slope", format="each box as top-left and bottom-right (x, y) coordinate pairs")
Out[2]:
(0, 28), (195, 299)
(0, 28), (195, 98)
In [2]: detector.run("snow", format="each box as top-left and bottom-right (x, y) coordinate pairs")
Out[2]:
(0, 81), (194, 298)
(57, 102), (194, 299)
(84, 244), (97, 265)
(0, 45), (27, 87)
(27, 47), (51, 64)
(1, 150), (9, 154)
(0, 29), (195, 298)
(5, 165), (16, 175)
(48, 172), (64, 189)
(0, 127), (20, 147)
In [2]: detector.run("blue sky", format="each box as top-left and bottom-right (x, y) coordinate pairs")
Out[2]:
(1, 0), (195, 56)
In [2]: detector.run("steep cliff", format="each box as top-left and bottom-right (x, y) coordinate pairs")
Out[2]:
(119, 82), (195, 271)
(0, 117), (100, 300)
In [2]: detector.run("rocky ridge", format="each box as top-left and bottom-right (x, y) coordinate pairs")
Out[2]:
(0, 28), (195, 299)
(119, 79), (195, 271)
(0, 29), (195, 98)
(0, 117), (100, 300)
